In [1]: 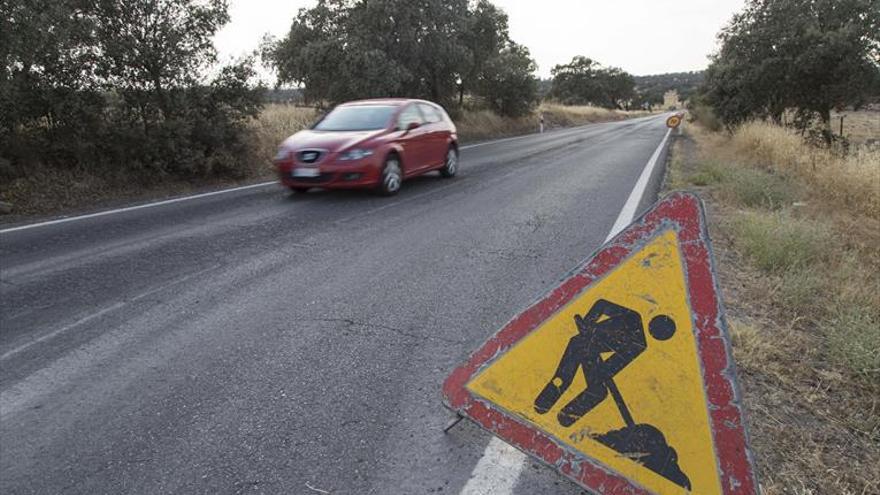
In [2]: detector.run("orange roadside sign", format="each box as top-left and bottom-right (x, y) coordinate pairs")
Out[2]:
(666, 114), (682, 128)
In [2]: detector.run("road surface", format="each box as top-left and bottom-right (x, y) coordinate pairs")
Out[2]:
(1, 115), (672, 494)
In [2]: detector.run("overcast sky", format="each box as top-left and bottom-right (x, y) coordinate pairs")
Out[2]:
(214, 0), (746, 79)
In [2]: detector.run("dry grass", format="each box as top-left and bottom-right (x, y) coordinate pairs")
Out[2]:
(454, 103), (649, 142)
(697, 121), (880, 218)
(831, 110), (880, 145)
(667, 120), (880, 494)
(248, 104), (319, 167)
(251, 102), (652, 145)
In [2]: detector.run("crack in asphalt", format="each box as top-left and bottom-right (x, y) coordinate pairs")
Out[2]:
(301, 317), (464, 345)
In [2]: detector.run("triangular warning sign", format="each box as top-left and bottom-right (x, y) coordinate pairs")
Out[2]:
(443, 192), (757, 495)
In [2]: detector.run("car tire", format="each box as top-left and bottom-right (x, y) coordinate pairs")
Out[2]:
(378, 154), (402, 196)
(439, 146), (458, 178)
(289, 186), (310, 194)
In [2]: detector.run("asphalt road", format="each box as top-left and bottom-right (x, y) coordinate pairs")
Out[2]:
(1, 115), (672, 495)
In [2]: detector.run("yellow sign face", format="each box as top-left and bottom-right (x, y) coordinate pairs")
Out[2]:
(466, 230), (723, 494)
(666, 115), (682, 128)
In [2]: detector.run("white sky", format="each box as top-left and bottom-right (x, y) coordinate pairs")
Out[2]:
(214, 0), (746, 79)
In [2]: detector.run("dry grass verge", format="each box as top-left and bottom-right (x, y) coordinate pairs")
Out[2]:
(667, 120), (879, 494)
(454, 103), (649, 142)
(700, 120), (880, 218)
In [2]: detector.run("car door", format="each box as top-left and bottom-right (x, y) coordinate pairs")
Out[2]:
(418, 103), (449, 168)
(395, 103), (429, 176)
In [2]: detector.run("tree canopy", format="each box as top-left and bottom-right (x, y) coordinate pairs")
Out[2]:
(548, 56), (635, 109)
(1, 0), (262, 178)
(700, 0), (880, 136)
(264, 0), (538, 116)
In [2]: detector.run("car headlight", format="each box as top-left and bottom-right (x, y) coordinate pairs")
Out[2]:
(339, 148), (374, 161)
(274, 148), (290, 161)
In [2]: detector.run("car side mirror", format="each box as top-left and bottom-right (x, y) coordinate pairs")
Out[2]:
(405, 122), (420, 132)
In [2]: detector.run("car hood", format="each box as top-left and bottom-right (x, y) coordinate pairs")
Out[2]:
(281, 129), (386, 153)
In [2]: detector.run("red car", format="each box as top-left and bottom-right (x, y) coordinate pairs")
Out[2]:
(274, 98), (459, 195)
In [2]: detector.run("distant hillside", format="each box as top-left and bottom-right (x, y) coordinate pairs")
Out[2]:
(634, 71), (705, 106)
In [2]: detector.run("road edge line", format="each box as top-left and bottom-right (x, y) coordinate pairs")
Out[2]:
(0, 181), (278, 235)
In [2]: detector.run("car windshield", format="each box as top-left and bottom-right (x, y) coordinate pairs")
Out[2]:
(313, 105), (397, 131)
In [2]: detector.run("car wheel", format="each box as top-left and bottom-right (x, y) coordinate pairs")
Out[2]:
(289, 186), (310, 194)
(439, 146), (458, 178)
(378, 154), (402, 196)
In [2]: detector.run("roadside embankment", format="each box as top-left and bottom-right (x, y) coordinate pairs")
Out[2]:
(665, 119), (879, 494)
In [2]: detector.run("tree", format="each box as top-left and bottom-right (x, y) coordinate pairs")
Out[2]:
(265, 0), (537, 116)
(477, 43), (538, 117)
(549, 56), (635, 109)
(701, 0), (880, 140)
(1, 0), (263, 179)
(93, 0), (230, 117)
(459, 0), (510, 105)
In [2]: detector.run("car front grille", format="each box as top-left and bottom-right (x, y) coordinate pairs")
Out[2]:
(291, 173), (334, 184)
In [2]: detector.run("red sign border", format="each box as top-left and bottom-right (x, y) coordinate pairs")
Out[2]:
(442, 192), (757, 494)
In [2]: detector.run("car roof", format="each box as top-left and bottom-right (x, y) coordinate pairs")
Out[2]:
(339, 98), (439, 108)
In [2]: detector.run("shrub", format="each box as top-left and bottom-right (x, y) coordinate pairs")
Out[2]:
(689, 161), (727, 186)
(731, 210), (832, 273)
(726, 167), (797, 209)
(825, 307), (880, 379)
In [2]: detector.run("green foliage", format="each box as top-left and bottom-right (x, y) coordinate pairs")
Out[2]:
(825, 306), (880, 379)
(727, 168), (798, 209)
(689, 162), (728, 186)
(549, 56), (635, 109)
(265, 0), (537, 116)
(731, 210), (832, 273)
(477, 44), (538, 117)
(688, 101), (722, 131)
(701, 0), (880, 137)
(1, 0), (263, 180)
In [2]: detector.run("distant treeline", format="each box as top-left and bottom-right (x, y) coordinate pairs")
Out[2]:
(634, 72), (705, 108)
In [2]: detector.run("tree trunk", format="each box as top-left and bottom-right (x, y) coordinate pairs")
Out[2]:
(819, 107), (832, 145)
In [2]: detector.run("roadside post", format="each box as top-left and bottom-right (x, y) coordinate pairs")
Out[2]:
(539, 113), (545, 133)
(443, 192), (758, 495)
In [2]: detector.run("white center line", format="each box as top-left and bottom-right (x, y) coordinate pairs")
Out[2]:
(457, 122), (673, 495)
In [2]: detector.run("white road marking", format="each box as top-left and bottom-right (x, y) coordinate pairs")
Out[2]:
(458, 437), (526, 495)
(0, 265), (219, 362)
(0, 302), (127, 362)
(457, 122), (673, 495)
(0, 181), (277, 234)
(606, 128), (672, 240)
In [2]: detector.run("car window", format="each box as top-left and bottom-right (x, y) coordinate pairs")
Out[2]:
(418, 103), (442, 124)
(397, 104), (425, 130)
(313, 105), (396, 131)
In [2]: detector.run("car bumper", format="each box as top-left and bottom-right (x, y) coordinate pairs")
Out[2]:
(276, 160), (382, 189)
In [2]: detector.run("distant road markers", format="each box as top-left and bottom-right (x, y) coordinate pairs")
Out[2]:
(666, 113), (683, 129)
